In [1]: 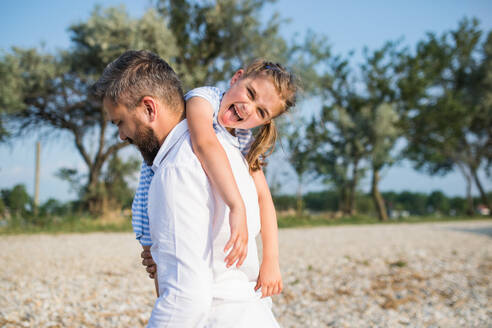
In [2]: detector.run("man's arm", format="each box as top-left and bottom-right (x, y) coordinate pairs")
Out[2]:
(146, 165), (214, 327)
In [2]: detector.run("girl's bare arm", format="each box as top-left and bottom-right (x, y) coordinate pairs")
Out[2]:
(252, 169), (283, 297)
(187, 97), (248, 267)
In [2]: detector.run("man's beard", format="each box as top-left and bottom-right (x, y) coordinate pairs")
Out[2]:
(128, 125), (161, 166)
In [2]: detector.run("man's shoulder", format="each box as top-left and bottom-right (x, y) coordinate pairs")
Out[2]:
(155, 127), (201, 171)
(150, 127), (213, 194)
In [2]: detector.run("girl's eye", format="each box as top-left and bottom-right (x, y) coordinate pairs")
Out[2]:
(247, 88), (254, 100)
(258, 109), (265, 118)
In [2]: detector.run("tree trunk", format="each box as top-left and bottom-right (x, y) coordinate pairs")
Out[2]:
(296, 176), (303, 217)
(34, 141), (41, 216)
(348, 158), (359, 216)
(469, 165), (490, 209)
(466, 175), (474, 215)
(339, 183), (351, 216)
(74, 118), (128, 216)
(465, 175), (474, 216)
(371, 168), (388, 221)
(457, 163), (474, 216)
(86, 165), (105, 216)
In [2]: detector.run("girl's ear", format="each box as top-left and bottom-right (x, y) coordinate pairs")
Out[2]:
(230, 69), (244, 86)
(141, 96), (157, 122)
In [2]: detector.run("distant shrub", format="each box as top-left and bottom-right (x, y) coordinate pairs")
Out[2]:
(273, 195), (296, 211)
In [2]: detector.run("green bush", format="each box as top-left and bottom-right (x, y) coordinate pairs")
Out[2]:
(272, 194), (297, 211)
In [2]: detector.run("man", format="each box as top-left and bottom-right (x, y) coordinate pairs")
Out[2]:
(92, 50), (278, 327)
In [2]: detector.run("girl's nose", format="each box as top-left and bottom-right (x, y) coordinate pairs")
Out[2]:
(243, 103), (252, 116)
(119, 130), (127, 141)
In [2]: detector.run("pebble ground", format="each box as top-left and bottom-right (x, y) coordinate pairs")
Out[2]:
(1, 220), (491, 327)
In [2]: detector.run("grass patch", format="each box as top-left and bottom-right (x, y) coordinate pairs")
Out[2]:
(277, 214), (378, 228)
(0, 213), (488, 235)
(277, 214), (490, 229)
(0, 214), (133, 235)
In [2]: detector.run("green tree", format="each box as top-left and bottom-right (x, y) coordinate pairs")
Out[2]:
(40, 198), (65, 217)
(1, 2), (298, 214)
(0, 7), (177, 214)
(283, 116), (315, 215)
(272, 194), (296, 212)
(310, 43), (402, 220)
(0, 196), (6, 219)
(103, 154), (140, 209)
(303, 190), (339, 212)
(479, 31), (492, 187)
(0, 50), (26, 142)
(359, 43), (403, 221)
(365, 103), (400, 221)
(427, 190), (450, 215)
(395, 191), (428, 215)
(310, 54), (368, 216)
(449, 196), (467, 215)
(397, 18), (491, 214)
(1, 184), (31, 217)
(154, 0), (291, 89)
(312, 107), (366, 216)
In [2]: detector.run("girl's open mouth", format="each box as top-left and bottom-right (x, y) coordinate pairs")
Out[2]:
(229, 104), (243, 121)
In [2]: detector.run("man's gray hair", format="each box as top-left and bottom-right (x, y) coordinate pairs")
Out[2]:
(92, 50), (184, 113)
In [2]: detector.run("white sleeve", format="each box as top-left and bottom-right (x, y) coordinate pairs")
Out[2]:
(147, 165), (214, 327)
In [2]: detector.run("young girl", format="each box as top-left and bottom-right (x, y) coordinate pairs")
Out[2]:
(133, 59), (297, 298)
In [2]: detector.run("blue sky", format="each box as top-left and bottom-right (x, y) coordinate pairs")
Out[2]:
(1, 0), (491, 202)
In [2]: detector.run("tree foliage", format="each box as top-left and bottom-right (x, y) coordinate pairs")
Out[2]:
(0, 7), (177, 214)
(282, 116), (316, 215)
(359, 43), (403, 221)
(308, 43), (402, 220)
(1, 184), (31, 217)
(103, 154), (140, 209)
(0, 2), (297, 214)
(1, 3), (489, 218)
(308, 53), (367, 215)
(154, 0), (291, 89)
(397, 18), (491, 212)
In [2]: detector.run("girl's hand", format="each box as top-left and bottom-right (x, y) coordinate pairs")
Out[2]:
(224, 206), (248, 268)
(255, 258), (283, 298)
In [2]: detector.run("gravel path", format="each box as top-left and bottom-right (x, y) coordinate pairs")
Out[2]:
(1, 220), (491, 327)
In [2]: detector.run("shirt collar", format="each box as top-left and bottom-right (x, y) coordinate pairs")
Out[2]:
(151, 119), (189, 172)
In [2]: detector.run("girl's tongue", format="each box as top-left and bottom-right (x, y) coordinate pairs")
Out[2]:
(220, 104), (242, 126)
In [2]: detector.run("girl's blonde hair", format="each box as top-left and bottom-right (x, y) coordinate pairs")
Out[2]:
(242, 59), (298, 171)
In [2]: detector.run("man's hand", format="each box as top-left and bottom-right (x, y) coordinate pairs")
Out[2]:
(141, 249), (157, 279)
(254, 258), (283, 298)
(224, 206), (248, 268)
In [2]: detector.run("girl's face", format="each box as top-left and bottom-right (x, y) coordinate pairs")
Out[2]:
(218, 70), (284, 130)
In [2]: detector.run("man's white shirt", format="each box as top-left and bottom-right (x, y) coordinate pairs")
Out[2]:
(146, 119), (278, 327)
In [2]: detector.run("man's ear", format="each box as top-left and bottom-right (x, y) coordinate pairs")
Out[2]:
(230, 69), (244, 87)
(141, 96), (157, 122)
